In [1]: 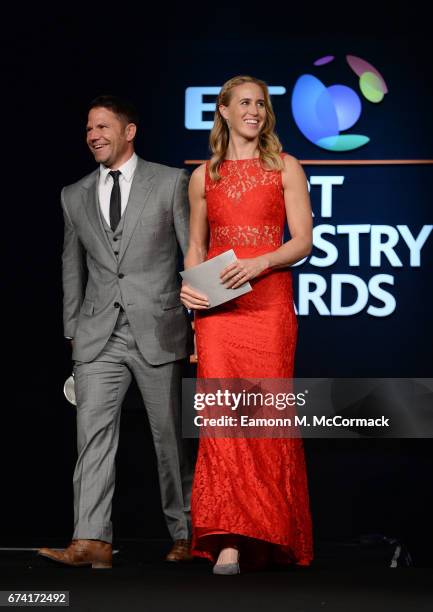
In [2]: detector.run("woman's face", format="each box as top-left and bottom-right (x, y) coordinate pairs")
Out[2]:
(219, 82), (267, 140)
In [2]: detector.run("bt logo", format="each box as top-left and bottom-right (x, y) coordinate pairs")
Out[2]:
(291, 55), (388, 151)
(185, 55), (387, 152)
(185, 86), (286, 130)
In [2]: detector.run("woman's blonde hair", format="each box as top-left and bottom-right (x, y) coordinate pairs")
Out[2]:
(208, 75), (284, 181)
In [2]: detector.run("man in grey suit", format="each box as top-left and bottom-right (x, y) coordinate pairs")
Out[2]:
(39, 96), (193, 568)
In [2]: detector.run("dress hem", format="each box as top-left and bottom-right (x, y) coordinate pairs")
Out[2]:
(192, 524), (313, 566)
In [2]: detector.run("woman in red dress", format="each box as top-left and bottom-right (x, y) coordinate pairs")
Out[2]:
(181, 75), (313, 574)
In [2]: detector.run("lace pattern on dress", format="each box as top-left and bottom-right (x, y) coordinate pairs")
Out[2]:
(210, 224), (282, 247)
(206, 159), (282, 201)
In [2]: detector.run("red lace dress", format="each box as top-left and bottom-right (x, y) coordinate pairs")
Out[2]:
(191, 157), (313, 567)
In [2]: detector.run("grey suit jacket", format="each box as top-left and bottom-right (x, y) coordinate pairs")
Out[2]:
(61, 156), (192, 365)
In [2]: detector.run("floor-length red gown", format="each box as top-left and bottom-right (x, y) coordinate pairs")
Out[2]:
(192, 157), (313, 567)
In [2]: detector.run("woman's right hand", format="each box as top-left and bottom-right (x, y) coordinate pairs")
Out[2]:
(180, 283), (210, 310)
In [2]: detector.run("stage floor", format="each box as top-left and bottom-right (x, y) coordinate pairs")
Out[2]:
(0, 540), (431, 612)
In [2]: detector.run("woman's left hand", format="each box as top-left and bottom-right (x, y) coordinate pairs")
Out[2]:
(220, 256), (269, 289)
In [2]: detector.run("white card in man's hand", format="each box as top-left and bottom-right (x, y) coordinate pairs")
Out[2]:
(180, 249), (252, 308)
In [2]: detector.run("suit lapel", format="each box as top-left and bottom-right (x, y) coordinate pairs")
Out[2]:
(82, 173), (117, 265)
(118, 159), (155, 263)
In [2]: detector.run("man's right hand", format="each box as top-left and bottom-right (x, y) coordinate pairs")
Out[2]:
(180, 283), (210, 310)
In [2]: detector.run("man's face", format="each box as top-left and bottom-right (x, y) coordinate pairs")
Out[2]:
(86, 107), (134, 168)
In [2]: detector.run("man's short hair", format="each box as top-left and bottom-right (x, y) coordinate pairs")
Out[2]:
(88, 95), (139, 126)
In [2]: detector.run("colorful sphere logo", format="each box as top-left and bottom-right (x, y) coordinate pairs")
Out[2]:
(291, 55), (388, 151)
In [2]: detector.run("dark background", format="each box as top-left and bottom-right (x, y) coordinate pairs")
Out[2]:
(1, 2), (432, 562)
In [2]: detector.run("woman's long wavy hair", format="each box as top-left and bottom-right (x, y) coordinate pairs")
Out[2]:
(208, 75), (284, 181)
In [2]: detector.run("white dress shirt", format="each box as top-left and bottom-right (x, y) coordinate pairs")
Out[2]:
(98, 152), (138, 227)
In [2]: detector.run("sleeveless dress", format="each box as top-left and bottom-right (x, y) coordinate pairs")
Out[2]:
(191, 157), (313, 567)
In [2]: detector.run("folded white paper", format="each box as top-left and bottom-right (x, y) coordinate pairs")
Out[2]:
(180, 249), (252, 308)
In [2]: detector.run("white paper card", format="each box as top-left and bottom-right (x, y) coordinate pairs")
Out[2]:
(180, 249), (252, 308)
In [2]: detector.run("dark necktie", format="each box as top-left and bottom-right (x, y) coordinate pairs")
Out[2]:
(109, 170), (121, 231)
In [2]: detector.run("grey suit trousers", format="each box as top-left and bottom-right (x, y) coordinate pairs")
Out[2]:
(72, 310), (192, 543)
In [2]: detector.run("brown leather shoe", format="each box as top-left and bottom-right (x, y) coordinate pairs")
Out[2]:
(165, 539), (193, 562)
(38, 539), (112, 569)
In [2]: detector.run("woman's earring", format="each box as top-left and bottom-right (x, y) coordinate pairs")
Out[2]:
(226, 119), (231, 130)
